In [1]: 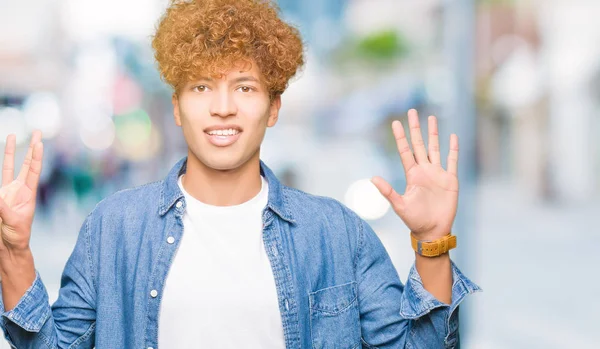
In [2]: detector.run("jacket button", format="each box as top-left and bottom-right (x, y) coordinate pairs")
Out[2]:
(167, 236), (175, 244)
(150, 290), (158, 298)
(176, 201), (183, 208)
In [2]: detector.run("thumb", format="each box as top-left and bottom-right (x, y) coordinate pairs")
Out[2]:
(371, 176), (405, 211)
(0, 196), (17, 226)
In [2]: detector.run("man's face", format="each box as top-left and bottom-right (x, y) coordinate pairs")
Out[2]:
(172, 62), (281, 171)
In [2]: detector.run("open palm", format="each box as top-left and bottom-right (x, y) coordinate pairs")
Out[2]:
(0, 131), (44, 252)
(371, 109), (459, 240)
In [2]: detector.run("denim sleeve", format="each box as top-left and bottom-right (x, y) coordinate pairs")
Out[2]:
(356, 218), (481, 349)
(0, 215), (97, 349)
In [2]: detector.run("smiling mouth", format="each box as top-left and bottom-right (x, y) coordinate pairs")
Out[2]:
(204, 130), (242, 147)
(204, 129), (241, 137)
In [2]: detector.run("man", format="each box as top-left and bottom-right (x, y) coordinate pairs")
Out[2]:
(0, 0), (479, 348)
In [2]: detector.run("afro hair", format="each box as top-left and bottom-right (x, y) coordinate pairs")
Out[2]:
(152, 0), (305, 98)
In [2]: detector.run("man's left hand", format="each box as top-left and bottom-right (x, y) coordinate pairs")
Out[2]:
(371, 109), (459, 241)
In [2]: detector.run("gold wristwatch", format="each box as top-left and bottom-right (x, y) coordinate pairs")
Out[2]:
(411, 233), (457, 257)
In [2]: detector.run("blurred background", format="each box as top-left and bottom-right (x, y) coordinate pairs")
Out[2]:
(1, 0), (599, 348)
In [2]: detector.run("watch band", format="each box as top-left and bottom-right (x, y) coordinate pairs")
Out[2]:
(411, 233), (457, 257)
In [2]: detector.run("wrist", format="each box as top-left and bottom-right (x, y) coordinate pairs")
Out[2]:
(411, 232), (456, 257)
(411, 228), (451, 241)
(414, 251), (452, 304)
(0, 248), (36, 312)
(415, 251), (451, 276)
(415, 250), (451, 262)
(0, 247), (35, 277)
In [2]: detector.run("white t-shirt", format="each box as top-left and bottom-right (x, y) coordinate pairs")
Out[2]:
(158, 175), (286, 348)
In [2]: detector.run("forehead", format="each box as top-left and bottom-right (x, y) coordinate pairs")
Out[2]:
(199, 60), (264, 81)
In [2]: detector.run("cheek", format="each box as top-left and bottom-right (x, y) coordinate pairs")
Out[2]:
(238, 98), (271, 121)
(179, 97), (208, 121)
(178, 104), (210, 135)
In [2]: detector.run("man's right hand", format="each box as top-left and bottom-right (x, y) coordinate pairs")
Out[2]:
(0, 130), (44, 311)
(0, 130), (43, 254)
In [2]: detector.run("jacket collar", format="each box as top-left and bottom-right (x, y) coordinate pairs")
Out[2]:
(158, 157), (295, 224)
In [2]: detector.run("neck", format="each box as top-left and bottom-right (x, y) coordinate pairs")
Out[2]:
(181, 151), (263, 206)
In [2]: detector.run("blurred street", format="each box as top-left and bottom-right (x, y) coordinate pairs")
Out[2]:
(468, 180), (599, 349)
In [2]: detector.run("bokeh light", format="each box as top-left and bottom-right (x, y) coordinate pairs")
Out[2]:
(79, 113), (116, 151)
(22, 92), (62, 139)
(115, 126), (161, 161)
(114, 108), (160, 161)
(344, 178), (391, 220)
(0, 107), (28, 145)
(115, 109), (151, 148)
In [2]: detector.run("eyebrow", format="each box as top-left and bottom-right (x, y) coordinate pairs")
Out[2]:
(232, 76), (260, 84)
(194, 76), (260, 84)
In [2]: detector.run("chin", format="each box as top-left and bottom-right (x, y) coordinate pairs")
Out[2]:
(189, 143), (259, 172)
(194, 153), (247, 172)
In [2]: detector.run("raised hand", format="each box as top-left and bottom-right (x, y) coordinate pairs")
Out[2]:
(371, 109), (458, 241)
(0, 130), (44, 252)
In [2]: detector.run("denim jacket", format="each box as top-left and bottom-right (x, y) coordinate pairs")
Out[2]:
(0, 157), (480, 349)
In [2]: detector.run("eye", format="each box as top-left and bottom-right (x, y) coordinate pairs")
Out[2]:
(238, 86), (253, 93)
(193, 85), (208, 92)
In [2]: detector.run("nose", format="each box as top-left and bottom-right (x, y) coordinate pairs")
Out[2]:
(209, 90), (237, 118)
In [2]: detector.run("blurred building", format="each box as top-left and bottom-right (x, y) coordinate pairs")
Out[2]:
(476, 0), (600, 203)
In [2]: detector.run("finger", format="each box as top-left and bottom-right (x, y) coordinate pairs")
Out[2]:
(427, 115), (441, 165)
(371, 176), (405, 211)
(0, 195), (17, 226)
(407, 109), (429, 164)
(2, 134), (16, 186)
(392, 120), (417, 174)
(17, 130), (42, 183)
(25, 142), (43, 198)
(447, 134), (459, 175)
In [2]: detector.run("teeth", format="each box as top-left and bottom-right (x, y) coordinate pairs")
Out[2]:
(207, 129), (239, 136)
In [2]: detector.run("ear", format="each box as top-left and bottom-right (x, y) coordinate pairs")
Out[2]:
(172, 93), (182, 127)
(267, 95), (281, 128)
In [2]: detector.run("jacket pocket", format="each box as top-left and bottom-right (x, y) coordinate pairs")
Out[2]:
(309, 281), (361, 349)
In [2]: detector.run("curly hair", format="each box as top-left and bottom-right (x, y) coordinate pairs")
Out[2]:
(152, 0), (305, 98)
